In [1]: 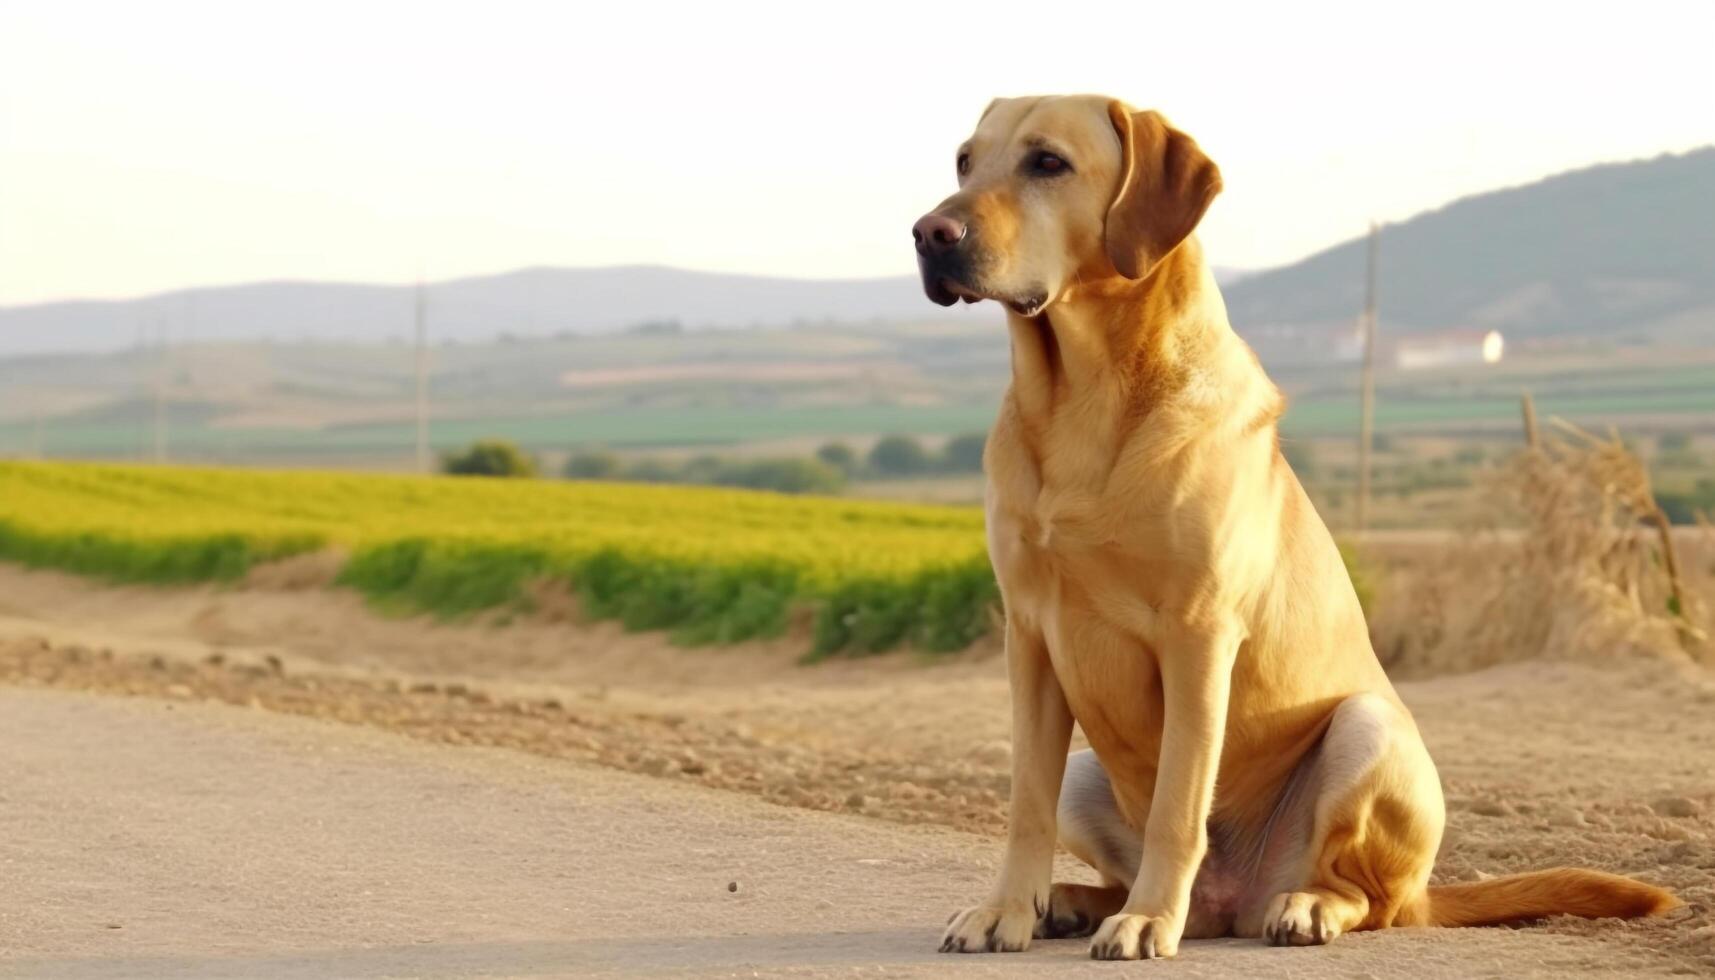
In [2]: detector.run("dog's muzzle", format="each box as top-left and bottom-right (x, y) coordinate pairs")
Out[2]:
(913, 212), (979, 307)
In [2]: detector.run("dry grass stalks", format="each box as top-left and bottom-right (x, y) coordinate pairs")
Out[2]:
(1371, 410), (1708, 676)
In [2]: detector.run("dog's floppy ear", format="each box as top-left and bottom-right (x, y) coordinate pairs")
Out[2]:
(1103, 103), (1223, 280)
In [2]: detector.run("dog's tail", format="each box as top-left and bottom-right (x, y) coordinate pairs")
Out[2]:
(1424, 868), (1679, 928)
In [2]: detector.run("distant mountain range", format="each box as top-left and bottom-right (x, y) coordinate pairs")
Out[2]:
(3, 145), (1710, 358)
(0, 268), (964, 357)
(1223, 146), (1715, 343)
(0, 263), (1254, 358)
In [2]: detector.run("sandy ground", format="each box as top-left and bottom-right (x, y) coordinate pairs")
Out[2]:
(2, 563), (1713, 976)
(5, 686), (1694, 980)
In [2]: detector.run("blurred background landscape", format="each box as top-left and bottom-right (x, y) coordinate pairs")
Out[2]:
(4, 141), (1713, 525)
(5, 4), (1715, 532)
(2, 4), (1714, 973)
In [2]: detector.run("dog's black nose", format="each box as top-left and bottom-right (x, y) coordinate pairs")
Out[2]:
(912, 213), (967, 256)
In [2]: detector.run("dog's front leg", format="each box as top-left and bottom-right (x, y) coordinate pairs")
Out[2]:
(940, 622), (1072, 953)
(1089, 626), (1239, 960)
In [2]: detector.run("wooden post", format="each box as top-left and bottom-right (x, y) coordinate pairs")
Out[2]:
(135, 318), (149, 459)
(414, 279), (430, 473)
(153, 319), (169, 463)
(1520, 391), (1539, 449)
(1355, 222), (1379, 534)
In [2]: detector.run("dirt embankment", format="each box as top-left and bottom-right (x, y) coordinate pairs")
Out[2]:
(1, 563), (1713, 973)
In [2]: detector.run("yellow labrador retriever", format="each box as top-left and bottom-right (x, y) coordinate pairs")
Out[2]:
(912, 94), (1678, 960)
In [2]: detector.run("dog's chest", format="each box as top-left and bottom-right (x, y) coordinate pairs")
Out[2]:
(988, 475), (1182, 634)
(987, 473), (1200, 769)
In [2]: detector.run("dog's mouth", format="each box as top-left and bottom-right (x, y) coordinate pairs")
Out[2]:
(936, 277), (1048, 318)
(917, 251), (971, 308)
(941, 277), (985, 305)
(918, 262), (1048, 318)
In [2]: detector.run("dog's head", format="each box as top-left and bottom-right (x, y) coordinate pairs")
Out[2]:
(912, 95), (1222, 316)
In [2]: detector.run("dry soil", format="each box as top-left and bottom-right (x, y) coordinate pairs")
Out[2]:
(1, 564), (1712, 977)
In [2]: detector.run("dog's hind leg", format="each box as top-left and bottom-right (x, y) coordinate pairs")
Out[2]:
(1056, 749), (1142, 885)
(1241, 694), (1445, 946)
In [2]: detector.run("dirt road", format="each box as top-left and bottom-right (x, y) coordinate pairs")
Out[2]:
(2, 565), (1713, 976)
(0, 686), (1698, 980)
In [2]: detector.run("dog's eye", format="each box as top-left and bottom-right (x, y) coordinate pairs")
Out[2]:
(956, 152), (971, 177)
(1030, 152), (1071, 176)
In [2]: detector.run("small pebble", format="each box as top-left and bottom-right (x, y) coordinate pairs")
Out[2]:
(727, 881), (738, 893)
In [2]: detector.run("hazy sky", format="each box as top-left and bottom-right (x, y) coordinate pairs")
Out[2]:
(2, 0), (1711, 306)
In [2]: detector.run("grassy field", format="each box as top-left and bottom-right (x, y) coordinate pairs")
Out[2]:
(9, 382), (1712, 462)
(0, 404), (1003, 462)
(0, 461), (997, 657)
(7, 328), (1714, 469)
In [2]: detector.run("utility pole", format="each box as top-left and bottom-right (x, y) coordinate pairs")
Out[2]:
(135, 318), (150, 459)
(413, 278), (430, 473)
(1355, 222), (1379, 535)
(153, 318), (170, 463)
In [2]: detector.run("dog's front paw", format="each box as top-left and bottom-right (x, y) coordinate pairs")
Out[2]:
(1089, 912), (1181, 960)
(940, 902), (1038, 953)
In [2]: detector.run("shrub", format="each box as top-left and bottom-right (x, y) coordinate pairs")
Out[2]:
(711, 458), (845, 495)
(868, 435), (931, 477)
(564, 450), (624, 480)
(815, 442), (858, 472)
(680, 455), (726, 484)
(624, 458), (681, 483)
(442, 439), (537, 478)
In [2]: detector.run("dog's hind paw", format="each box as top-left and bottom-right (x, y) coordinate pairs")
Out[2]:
(1035, 882), (1124, 939)
(1263, 891), (1339, 946)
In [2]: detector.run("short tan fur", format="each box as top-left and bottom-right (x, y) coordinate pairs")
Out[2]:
(914, 94), (1679, 960)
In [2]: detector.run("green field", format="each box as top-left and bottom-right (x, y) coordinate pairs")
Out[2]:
(10, 368), (1712, 462)
(1284, 387), (1715, 434)
(0, 404), (1003, 461)
(0, 461), (998, 657)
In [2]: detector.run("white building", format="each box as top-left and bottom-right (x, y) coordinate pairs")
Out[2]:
(1394, 329), (1504, 371)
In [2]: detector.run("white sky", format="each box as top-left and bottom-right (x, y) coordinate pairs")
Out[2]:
(2, 0), (1711, 306)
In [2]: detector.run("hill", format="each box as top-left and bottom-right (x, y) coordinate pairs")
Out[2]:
(1224, 147), (1715, 344)
(0, 265), (1254, 359)
(0, 267), (956, 357)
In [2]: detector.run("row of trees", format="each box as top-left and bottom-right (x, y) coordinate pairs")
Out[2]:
(440, 432), (989, 494)
(564, 451), (845, 494)
(815, 433), (985, 478)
